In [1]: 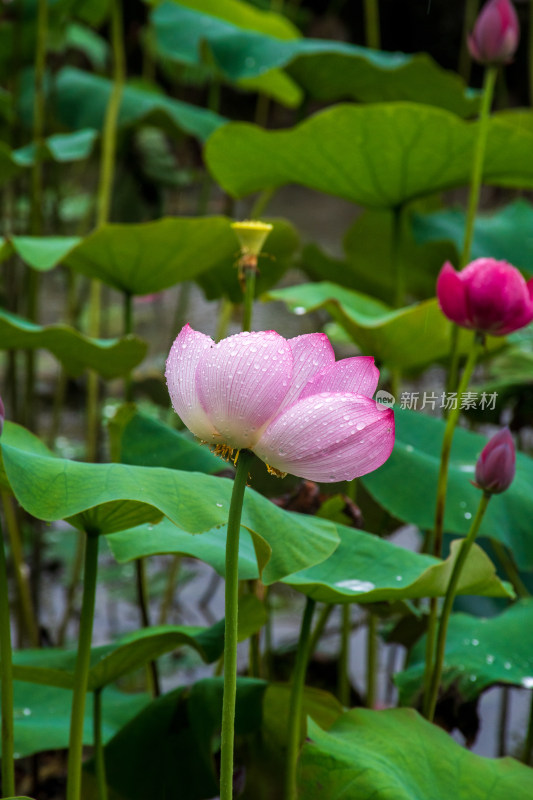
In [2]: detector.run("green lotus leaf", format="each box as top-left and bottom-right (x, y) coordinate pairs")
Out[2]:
(0, 423), (339, 583)
(51, 67), (225, 142)
(299, 709), (533, 799)
(206, 105), (533, 209)
(2, 682), (148, 759)
(0, 309), (147, 378)
(284, 525), (511, 603)
(12, 598), (265, 691)
(413, 199), (533, 276)
(396, 599), (533, 704)
(153, 2), (477, 115)
(3, 217), (297, 296)
(12, 129), (98, 166)
(267, 282), (500, 370)
(302, 207), (454, 303)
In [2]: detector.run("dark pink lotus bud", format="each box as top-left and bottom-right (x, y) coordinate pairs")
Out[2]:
(437, 258), (533, 336)
(474, 428), (516, 494)
(0, 394), (4, 437)
(468, 0), (520, 65)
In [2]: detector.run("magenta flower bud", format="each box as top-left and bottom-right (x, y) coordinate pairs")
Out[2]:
(468, 0), (520, 65)
(0, 395), (4, 437)
(437, 258), (533, 337)
(474, 428), (516, 494)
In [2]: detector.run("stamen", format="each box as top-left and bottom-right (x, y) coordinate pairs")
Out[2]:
(266, 463), (287, 479)
(214, 443), (236, 462)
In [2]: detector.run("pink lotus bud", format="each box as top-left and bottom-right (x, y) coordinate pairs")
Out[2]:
(474, 428), (516, 494)
(0, 395), (4, 437)
(436, 258), (533, 336)
(165, 325), (394, 482)
(468, 0), (520, 65)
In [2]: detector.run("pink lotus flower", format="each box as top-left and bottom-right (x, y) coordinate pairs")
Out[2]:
(468, 0), (520, 65)
(165, 325), (394, 482)
(474, 428), (516, 494)
(437, 258), (533, 336)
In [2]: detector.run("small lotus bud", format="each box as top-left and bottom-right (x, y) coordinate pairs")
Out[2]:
(0, 394), (4, 437)
(474, 428), (516, 494)
(468, 0), (520, 65)
(231, 220), (273, 257)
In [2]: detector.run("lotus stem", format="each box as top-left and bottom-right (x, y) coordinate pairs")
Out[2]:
(57, 532), (85, 646)
(285, 596), (316, 800)
(0, 519), (16, 796)
(433, 334), (483, 559)
(491, 540), (531, 599)
(158, 555), (181, 624)
(425, 492), (491, 722)
(458, 0), (480, 82)
(498, 686), (510, 756)
(220, 448), (255, 800)
(250, 188), (275, 219)
(1, 489), (39, 647)
(461, 66), (498, 268)
(366, 611), (378, 708)
(308, 603), (334, 658)
(87, 0), (125, 462)
(446, 66), (497, 398)
(216, 297), (234, 342)
(123, 291), (134, 402)
(24, 0), (49, 432)
(66, 533), (100, 800)
(523, 691), (533, 764)
(529, 0), (533, 106)
(242, 269), (256, 332)
(93, 689), (109, 800)
(423, 333), (483, 711)
(135, 558), (160, 697)
(338, 604), (351, 706)
(364, 0), (381, 49)
(31, 0), (47, 235)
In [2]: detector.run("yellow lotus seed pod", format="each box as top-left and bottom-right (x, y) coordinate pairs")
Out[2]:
(231, 220), (273, 257)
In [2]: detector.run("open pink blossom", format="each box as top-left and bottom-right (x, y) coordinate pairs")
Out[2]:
(468, 0), (519, 65)
(165, 325), (394, 482)
(437, 258), (533, 336)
